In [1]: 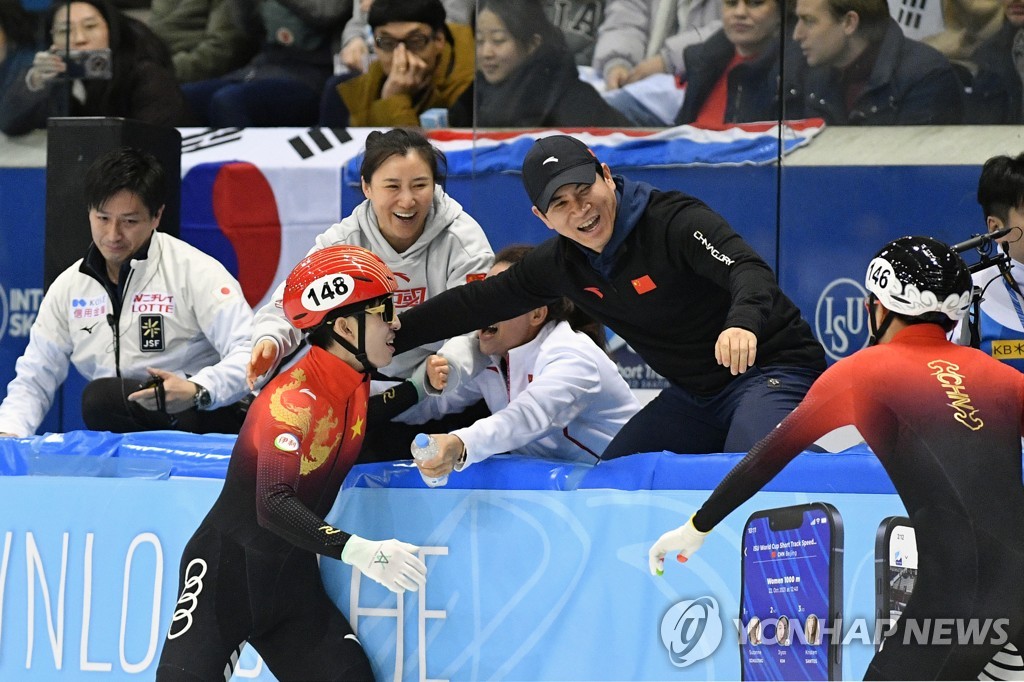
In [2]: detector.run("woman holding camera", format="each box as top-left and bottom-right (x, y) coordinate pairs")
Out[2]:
(0, 0), (190, 136)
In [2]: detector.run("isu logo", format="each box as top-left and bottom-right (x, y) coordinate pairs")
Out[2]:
(167, 559), (208, 640)
(815, 278), (869, 361)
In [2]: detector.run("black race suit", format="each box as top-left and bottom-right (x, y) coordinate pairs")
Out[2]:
(157, 346), (375, 681)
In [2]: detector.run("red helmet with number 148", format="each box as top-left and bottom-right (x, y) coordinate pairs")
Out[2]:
(283, 245), (397, 332)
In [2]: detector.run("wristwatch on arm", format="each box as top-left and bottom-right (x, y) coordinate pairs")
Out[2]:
(192, 382), (212, 410)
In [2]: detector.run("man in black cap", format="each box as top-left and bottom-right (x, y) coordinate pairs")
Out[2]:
(396, 134), (826, 470)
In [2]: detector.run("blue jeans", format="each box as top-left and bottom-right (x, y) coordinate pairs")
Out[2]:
(601, 365), (821, 458)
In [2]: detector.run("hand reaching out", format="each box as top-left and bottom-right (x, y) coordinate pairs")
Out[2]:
(648, 517), (708, 576)
(425, 354), (449, 391)
(413, 433), (465, 478)
(247, 339), (279, 389)
(715, 327), (757, 375)
(341, 535), (427, 593)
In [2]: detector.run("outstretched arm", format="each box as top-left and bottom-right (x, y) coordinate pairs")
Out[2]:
(649, 363), (854, 574)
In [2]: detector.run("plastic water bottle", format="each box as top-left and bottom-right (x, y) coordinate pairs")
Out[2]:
(410, 433), (448, 487)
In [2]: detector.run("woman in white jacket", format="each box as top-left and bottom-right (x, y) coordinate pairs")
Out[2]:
(407, 245), (641, 472)
(247, 128), (494, 386)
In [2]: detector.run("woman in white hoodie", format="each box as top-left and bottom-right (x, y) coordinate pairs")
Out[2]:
(247, 128), (494, 386)
(246, 128), (494, 459)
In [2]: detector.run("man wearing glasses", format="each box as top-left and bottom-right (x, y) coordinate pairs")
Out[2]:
(335, 0), (474, 126)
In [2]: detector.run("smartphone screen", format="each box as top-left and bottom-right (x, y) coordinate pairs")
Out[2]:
(874, 517), (916, 649)
(740, 503), (843, 681)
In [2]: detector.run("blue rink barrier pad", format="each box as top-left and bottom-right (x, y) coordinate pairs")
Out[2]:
(0, 430), (234, 478)
(0, 429), (1012, 680)
(0, 429), (895, 494)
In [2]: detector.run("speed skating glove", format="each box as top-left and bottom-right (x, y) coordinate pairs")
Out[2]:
(648, 516), (708, 576)
(342, 535), (427, 593)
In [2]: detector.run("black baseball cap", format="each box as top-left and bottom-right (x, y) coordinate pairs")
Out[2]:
(522, 135), (602, 212)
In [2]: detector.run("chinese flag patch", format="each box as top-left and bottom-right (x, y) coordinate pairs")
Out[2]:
(466, 273), (486, 283)
(631, 275), (656, 294)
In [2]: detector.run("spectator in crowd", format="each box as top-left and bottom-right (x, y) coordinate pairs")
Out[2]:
(327, 0), (472, 127)
(0, 0), (39, 102)
(182, 0), (348, 127)
(649, 236), (1024, 680)
(594, 0), (722, 89)
(0, 0), (190, 137)
(399, 134), (826, 466)
(673, 0), (789, 125)
(918, 0), (1003, 68)
(148, 0), (257, 83)
(157, 245), (428, 682)
(790, 0), (964, 124)
(965, 0), (1024, 123)
(336, 0), (471, 74)
(0, 148), (253, 438)
(448, 0), (631, 127)
(955, 153), (1024, 362)
(247, 129), (493, 457)
(405, 245), (640, 474)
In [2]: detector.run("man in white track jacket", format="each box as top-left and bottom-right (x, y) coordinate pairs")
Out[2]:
(0, 147), (253, 437)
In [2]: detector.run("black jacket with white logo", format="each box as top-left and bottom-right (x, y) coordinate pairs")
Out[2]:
(397, 176), (825, 396)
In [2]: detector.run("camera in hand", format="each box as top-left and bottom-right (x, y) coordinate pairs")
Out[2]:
(59, 48), (113, 80)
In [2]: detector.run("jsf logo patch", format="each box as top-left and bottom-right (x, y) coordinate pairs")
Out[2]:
(0, 284), (44, 341)
(660, 596), (724, 668)
(815, 278), (869, 361)
(139, 315), (165, 352)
